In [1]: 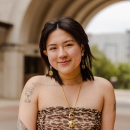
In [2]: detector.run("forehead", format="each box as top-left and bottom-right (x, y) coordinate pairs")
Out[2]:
(46, 29), (75, 44)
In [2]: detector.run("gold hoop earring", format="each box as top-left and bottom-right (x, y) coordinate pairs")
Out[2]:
(49, 65), (53, 76)
(81, 56), (85, 69)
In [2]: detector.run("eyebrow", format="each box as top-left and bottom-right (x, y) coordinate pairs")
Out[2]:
(63, 39), (74, 43)
(47, 39), (75, 47)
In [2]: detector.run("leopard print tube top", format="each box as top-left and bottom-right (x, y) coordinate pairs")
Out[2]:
(36, 106), (101, 130)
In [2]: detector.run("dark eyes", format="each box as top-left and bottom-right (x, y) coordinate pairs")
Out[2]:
(49, 43), (73, 50)
(49, 47), (57, 50)
(65, 43), (73, 47)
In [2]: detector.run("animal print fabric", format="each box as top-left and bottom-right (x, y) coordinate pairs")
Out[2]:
(36, 106), (101, 130)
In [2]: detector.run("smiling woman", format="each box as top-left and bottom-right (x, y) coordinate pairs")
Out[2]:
(44, 29), (84, 77)
(18, 17), (116, 130)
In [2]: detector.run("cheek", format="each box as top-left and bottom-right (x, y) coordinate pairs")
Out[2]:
(47, 53), (57, 64)
(70, 48), (82, 61)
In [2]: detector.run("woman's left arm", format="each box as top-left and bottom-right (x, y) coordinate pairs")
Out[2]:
(101, 80), (116, 130)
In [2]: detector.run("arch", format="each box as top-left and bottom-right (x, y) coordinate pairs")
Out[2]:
(6, 0), (32, 43)
(29, 0), (74, 43)
(19, 0), (122, 44)
(81, 0), (122, 28)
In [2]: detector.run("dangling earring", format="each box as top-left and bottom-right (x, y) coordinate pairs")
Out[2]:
(81, 56), (85, 69)
(49, 65), (53, 76)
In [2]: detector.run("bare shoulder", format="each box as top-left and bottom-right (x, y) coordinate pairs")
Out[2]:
(25, 75), (54, 88)
(94, 76), (115, 95)
(25, 75), (47, 86)
(20, 75), (49, 104)
(94, 76), (112, 85)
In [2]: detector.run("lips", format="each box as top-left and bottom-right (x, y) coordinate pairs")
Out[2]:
(58, 60), (71, 65)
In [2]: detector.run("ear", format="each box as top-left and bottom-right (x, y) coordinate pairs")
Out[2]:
(81, 44), (85, 53)
(43, 50), (48, 56)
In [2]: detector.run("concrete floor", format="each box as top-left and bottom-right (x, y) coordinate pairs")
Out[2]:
(0, 89), (130, 130)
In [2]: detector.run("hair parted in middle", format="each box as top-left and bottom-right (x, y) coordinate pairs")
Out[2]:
(39, 17), (94, 85)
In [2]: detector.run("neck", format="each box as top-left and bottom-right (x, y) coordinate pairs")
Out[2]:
(59, 72), (82, 85)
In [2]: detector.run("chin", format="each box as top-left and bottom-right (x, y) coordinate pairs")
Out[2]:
(58, 70), (72, 74)
(58, 67), (78, 74)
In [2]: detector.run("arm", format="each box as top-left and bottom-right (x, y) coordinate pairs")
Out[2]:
(101, 80), (116, 130)
(18, 78), (38, 130)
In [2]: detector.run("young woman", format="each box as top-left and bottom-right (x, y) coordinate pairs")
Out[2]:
(18, 17), (116, 130)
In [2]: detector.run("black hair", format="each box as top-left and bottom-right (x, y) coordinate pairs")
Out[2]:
(39, 17), (94, 85)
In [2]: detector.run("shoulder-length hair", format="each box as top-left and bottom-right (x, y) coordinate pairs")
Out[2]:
(39, 17), (94, 85)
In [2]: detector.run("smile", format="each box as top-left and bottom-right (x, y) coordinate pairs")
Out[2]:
(58, 60), (71, 65)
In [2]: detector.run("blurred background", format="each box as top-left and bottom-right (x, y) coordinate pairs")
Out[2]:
(0, 0), (130, 129)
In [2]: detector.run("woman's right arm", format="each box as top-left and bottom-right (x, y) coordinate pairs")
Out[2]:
(18, 77), (39, 130)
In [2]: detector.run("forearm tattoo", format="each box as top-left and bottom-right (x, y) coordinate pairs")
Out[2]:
(113, 101), (116, 112)
(24, 87), (34, 103)
(17, 119), (28, 130)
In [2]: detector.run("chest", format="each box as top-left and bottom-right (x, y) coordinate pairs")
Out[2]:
(38, 85), (103, 112)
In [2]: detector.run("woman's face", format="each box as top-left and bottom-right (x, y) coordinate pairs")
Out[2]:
(44, 29), (84, 75)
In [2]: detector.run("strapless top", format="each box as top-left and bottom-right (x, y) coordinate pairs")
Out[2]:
(36, 106), (101, 130)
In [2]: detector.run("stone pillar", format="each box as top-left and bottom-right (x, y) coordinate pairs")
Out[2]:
(0, 51), (4, 97)
(1, 44), (24, 99)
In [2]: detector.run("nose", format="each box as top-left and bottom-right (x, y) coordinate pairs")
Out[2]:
(58, 47), (67, 58)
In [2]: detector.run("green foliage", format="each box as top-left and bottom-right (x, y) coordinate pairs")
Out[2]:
(91, 45), (118, 80)
(90, 45), (130, 89)
(117, 63), (130, 89)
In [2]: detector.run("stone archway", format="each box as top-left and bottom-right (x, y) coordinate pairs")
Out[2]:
(0, 0), (123, 98)
(20, 0), (122, 44)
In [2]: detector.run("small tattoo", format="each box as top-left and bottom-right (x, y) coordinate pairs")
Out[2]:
(17, 119), (28, 130)
(24, 87), (34, 103)
(32, 83), (59, 86)
(32, 82), (81, 86)
(113, 101), (116, 112)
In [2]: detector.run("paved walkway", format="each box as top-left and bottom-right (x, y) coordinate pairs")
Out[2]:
(0, 89), (130, 130)
(114, 90), (130, 130)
